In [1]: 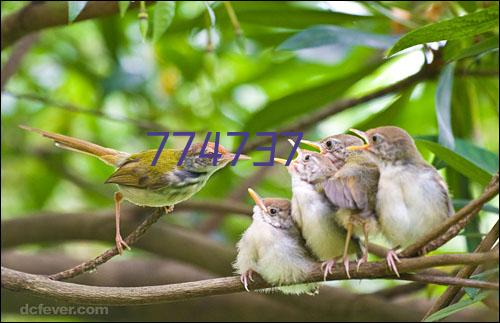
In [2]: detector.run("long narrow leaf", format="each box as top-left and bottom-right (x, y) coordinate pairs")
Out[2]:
(68, 1), (88, 23)
(436, 63), (455, 149)
(153, 1), (176, 42)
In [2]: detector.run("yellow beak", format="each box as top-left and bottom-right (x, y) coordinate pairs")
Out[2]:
(300, 139), (323, 152)
(247, 188), (267, 212)
(273, 158), (288, 165)
(347, 128), (370, 151)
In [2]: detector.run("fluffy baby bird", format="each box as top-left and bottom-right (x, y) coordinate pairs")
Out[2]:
(275, 141), (360, 279)
(302, 135), (380, 274)
(348, 126), (453, 275)
(234, 188), (319, 295)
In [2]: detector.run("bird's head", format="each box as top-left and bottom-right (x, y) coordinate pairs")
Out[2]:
(301, 134), (363, 168)
(247, 188), (293, 230)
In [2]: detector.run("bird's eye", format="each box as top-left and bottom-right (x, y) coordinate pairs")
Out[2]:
(372, 134), (382, 143)
(269, 208), (277, 216)
(325, 140), (333, 149)
(304, 154), (311, 161)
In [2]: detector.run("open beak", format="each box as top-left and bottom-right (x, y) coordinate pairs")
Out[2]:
(347, 128), (370, 151)
(288, 139), (302, 156)
(236, 153), (251, 160)
(248, 188), (266, 212)
(300, 139), (323, 153)
(274, 157), (287, 165)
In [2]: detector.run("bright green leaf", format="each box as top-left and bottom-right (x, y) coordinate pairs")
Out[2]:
(67, 1), (88, 23)
(118, 1), (131, 17)
(278, 25), (399, 51)
(423, 293), (489, 322)
(449, 36), (499, 61)
(436, 63), (455, 149)
(388, 5), (499, 56)
(465, 267), (499, 299)
(153, 1), (176, 42)
(415, 139), (494, 185)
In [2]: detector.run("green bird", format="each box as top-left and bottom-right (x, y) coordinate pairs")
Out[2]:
(20, 125), (249, 254)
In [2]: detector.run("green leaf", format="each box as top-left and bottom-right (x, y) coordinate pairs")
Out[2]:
(423, 293), (489, 322)
(464, 267), (499, 299)
(242, 61), (380, 135)
(415, 139), (494, 185)
(67, 1), (88, 23)
(388, 5), (499, 56)
(448, 36), (499, 61)
(353, 87), (413, 130)
(153, 1), (176, 42)
(118, 1), (131, 17)
(278, 25), (398, 51)
(453, 199), (499, 214)
(436, 63), (455, 149)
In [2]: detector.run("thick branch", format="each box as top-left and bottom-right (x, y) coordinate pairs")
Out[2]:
(1, 1), (149, 50)
(400, 174), (499, 257)
(2, 251), (497, 306)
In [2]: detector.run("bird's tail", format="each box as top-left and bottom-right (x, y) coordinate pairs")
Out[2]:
(19, 125), (129, 166)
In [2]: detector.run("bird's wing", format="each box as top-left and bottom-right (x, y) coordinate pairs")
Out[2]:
(324, 159), (379, 213)
(105, 149), (179, 190)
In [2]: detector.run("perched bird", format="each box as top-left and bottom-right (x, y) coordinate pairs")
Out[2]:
(302, 135), (380, 273)
(275, 141), (360, 279)
(20, 125), (249, 254)
(234, 188), (318, 295)
(348, 126), (453, 275)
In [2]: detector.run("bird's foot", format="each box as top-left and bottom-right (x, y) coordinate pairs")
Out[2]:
(164, 205), (174, 215)
(356, 254), (368, 272)
(321, 259), (337, 281)
(240, 269), (254, 292)
(386, 249), (401, 277)
(343, 256), (352, 279)
(115, 234), (131, 255)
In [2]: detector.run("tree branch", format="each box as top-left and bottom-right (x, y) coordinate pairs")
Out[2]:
(1, 33), (39, 91)
(423, 221), (500, 319)
(1, 1), (150, 50)
(400, 173), (499, 257)
(48, 208), (165, 281)
(2, 251), (497, 306)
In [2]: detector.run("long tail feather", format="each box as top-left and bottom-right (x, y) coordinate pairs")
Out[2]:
(19, 125), (129, 166)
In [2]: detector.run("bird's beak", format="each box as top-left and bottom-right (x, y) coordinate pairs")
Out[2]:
(248, 188), (266, 212)
(300, 139), (323, 153)
(347, 128), (370, 151)
(288, 139), (302, 156)
(225, 153), (251, 160)
(273, 157), (287, 165)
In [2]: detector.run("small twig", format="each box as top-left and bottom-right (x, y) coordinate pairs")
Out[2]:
(223, 1), (242, 37)
(423, 221), (499, 320)
(398, 273), (498, 290)
(48, 208), (165, 281)
(400, 173), (499, 257)
(7, 91), (166, 131)
(3, 251), (498, 306)
(1, 33), (39, 91)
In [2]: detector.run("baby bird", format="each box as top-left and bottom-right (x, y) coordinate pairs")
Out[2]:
(348, 126), (453, 275)
(234, 189), (318, 295)
(302, 135), (380, 273)
(275, 141), (360, 279)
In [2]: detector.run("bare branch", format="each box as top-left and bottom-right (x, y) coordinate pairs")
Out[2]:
(2, 251), (497, 306)
(423, 221), (499, 319)
(1, 33), (39, 91)
(1, 1), (152, 50)
(48, 208), (165, 281)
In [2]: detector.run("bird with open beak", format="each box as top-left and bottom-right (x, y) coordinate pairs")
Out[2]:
(275, 140), (361, 279)
(347, 126), (453, 276)
(301, 135), (380, 274)
(234, 188), (318, 295)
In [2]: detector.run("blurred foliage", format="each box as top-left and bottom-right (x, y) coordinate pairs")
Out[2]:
(1, 1), (499, 320)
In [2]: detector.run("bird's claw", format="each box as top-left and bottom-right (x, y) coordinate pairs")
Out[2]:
(386, 250), (401, 277)
(343, 257), (351, 279)
(115, 235), (131, 255)
(356, 255), (367, 272)
(321, 259), (336, 281)
(240, 270), (254, 292)
(164, 205), (174, 215)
